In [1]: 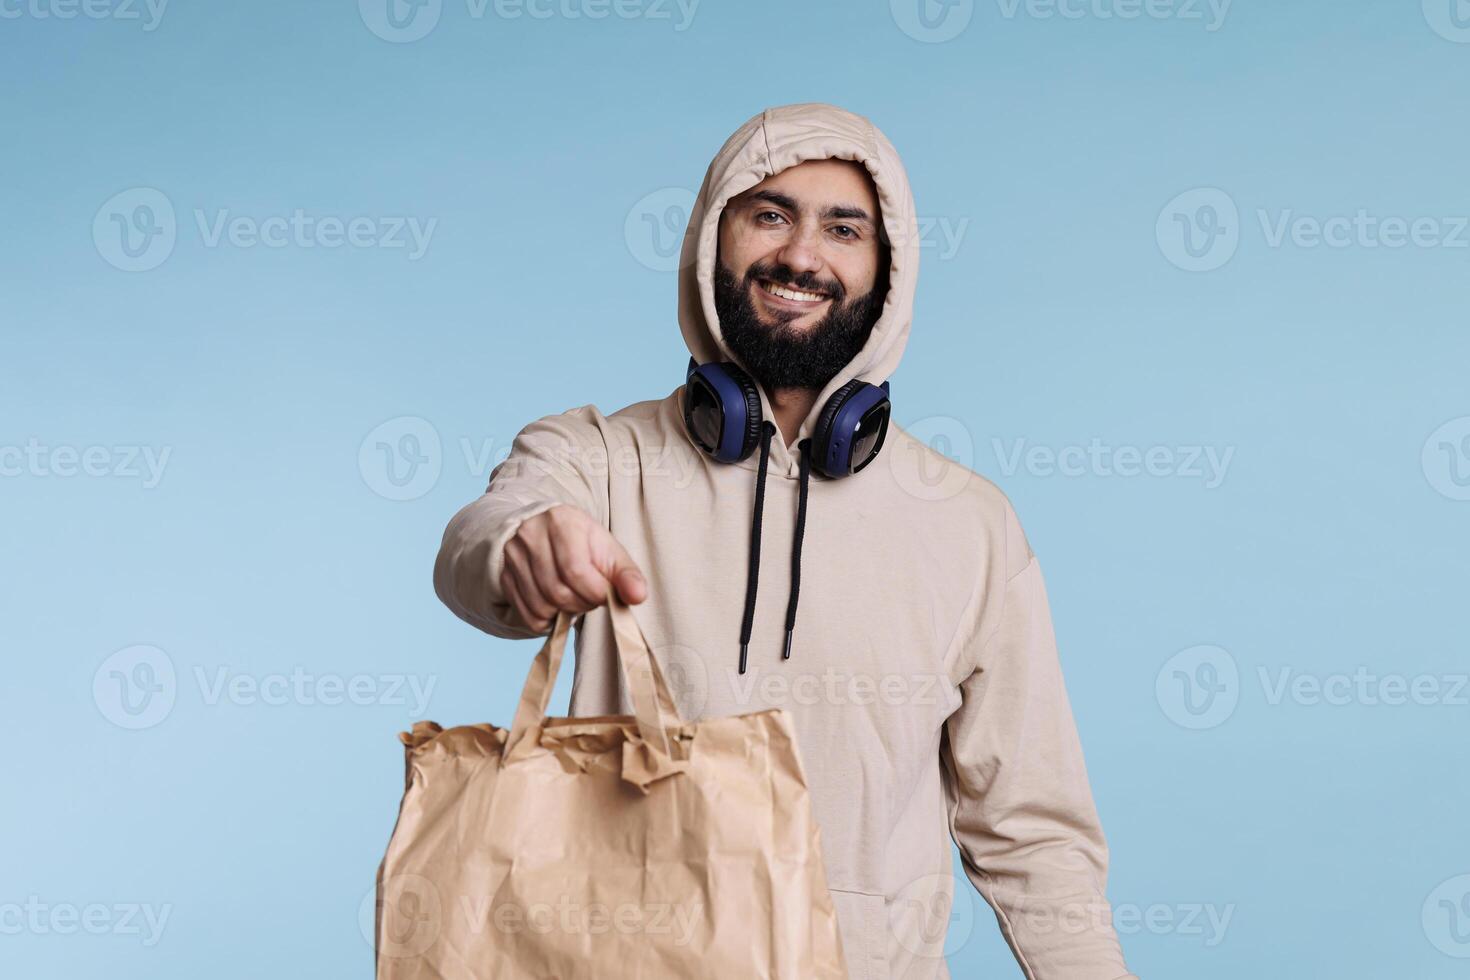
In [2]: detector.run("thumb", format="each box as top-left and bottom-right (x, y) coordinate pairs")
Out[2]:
(607, 540), (647, 605)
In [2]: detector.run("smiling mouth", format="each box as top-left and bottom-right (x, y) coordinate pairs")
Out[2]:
(758, 279), (830, 305)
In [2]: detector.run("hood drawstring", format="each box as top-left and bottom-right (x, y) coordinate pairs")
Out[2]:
(784, 438), (812, 662)
(737, 422), (775, 674)
(737, 421), (814, 675)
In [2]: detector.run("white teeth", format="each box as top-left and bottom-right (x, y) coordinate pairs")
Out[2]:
(763, 281), (826, 303)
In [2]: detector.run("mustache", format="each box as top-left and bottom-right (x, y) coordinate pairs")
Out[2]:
(744, 262), (845, 303)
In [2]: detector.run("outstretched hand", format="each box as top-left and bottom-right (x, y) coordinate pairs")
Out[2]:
(500, 504), (647, 632)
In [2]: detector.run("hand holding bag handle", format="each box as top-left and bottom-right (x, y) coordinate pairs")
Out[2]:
(503, 596), (684, 764)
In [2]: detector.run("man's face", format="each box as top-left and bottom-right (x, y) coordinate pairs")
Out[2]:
(714, 158), (888, 391)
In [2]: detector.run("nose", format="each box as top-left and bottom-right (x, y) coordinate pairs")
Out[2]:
(775, 221), (824, 277)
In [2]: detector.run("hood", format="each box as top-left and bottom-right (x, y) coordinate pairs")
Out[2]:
(677, 102), (920, 476)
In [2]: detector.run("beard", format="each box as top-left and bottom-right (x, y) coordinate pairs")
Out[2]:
(712, 257), (887, 391)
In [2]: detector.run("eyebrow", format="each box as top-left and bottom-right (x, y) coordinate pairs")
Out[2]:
(746, 190), (874, 226)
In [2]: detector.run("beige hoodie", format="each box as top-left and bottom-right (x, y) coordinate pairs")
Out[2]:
(434, 103), (1136, 980)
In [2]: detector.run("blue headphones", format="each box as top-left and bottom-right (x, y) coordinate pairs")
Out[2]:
(682, 357), (892, 478)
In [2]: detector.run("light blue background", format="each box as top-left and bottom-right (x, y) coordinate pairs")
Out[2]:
(3, 0), (1468, 977)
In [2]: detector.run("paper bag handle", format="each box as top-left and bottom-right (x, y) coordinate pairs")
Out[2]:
(503, 595), (683, 762)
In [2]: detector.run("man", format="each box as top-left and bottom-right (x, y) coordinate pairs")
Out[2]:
(434, 103), (1136, 980)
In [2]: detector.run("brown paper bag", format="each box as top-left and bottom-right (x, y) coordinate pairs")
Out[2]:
(373, 596), (850, 979)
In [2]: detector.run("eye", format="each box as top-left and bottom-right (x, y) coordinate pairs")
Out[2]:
(755, 210), (787, 226)
(831, 225), (859, 241)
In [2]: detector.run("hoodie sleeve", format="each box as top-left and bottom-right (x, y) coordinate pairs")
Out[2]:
(433, 406), (609, 640)
(940, 502), (1136, 980)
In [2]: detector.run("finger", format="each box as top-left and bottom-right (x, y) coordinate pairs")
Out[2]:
(500, 566), (550, 633)
(504, 538), (557, 623)
(606, 538), (647, 604)
(526, 526), (592, 614)
(547, 517), (610, 609)
(613, 566), (647, 604)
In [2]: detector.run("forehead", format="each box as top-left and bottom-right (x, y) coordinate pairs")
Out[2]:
(733, 158), (879, 215)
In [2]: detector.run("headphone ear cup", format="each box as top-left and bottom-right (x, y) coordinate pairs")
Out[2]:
(686, 360), (765, 462)
(809, 379), (867, 478)
(725, 361), (765, 461)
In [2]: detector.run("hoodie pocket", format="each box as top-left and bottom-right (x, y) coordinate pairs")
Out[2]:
(829, 888), (889, 980)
